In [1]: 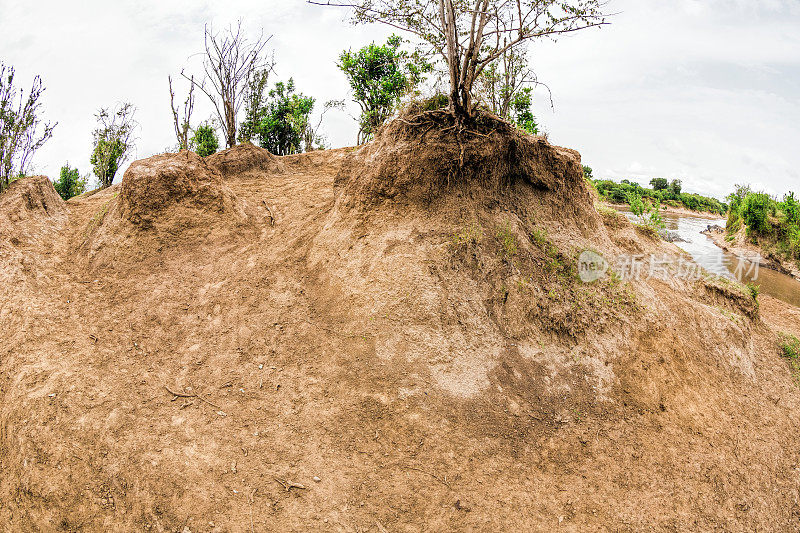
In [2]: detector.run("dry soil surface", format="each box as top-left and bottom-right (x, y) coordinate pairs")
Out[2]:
(2, 131), (800, 532)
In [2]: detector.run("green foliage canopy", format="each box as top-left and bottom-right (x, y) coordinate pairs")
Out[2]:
(252, 78), (316, 156)
(649, 177), (668, 191)
(191, 123), (219, 157)
(741, 192), (773, 236)
(53, 163), (87, 200)
(594, 178), (728, 215)
(338, 35), (428, 143)
(509, 87), (538, 134)
(724, 186), (799, 263)
(90, 103), (136, 188)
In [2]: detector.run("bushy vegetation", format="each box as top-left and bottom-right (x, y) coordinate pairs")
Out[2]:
(246, 79), (316, 155)
(627, 190), (665, 232)
(338, 35), (429, 144)
(593, 177), (727, 215)
(508, 87), (538, 134)
(779, 333), (800, 385)
(0, 62), (56, 193)
(91, 103), (136, 188)
(53, 164), (87, 200)
(190, 123), (219, 157)
(726, 184), (800, 265)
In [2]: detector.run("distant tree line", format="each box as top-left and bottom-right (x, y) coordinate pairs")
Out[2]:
(2, 1), (607, 197)
(726, 185), (800, 264)
(592, 175), (728, 216)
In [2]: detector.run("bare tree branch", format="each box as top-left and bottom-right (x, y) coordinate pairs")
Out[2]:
(0, 63), (56, 191)
(169, 75), (195, 151)
(182, 21), (273, 148)
(311, 0), (611, 119)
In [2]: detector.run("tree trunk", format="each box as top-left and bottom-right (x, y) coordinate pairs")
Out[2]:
(225, 100), (236, 148)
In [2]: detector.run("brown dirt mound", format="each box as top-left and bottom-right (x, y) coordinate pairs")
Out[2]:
(2, 135), (800, 531)
(0, 175), (66, 265)
(333, 110), (606, 252)
(80, 151), (258, 270)
(336, 111), (584, 205)
(206, 142), (286, 178)
(119, 151), (248, 228)
(0, 176), (67, 316)
(0, 175), (65, 227)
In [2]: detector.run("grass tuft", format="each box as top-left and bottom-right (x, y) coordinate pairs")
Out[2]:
(779, 333), (800, 385)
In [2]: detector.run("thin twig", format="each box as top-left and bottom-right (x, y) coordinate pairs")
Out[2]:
(262, 201), (275, 226)
(274, 476), (306, 491)
(164, 385), (223, 410)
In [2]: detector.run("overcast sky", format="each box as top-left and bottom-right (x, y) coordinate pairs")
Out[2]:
(1, 0), (798, 199)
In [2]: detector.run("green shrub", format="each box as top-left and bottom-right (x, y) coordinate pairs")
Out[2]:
(780, 334), (800, 384)
(746, 282), (760, 301)
(781, 192), (799, 226)
(53, 164), (87, 200)
(741, 193), (773, 236)
(191, 123), (219, 157)
(647, 199), (666, 231)
(509, 87), (538, 134)
(783, 335), (800, 358)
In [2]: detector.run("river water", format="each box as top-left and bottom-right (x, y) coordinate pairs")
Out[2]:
(620, 209), (800, 308)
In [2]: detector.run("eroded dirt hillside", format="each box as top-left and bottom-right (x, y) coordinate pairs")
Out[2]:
(2, 115), (800, 531)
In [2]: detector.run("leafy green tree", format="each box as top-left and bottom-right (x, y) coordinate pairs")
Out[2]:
(316, 0), (608, 119)
(53, 164), (87, 200)
(668, 179), (682, 195)
(191, 123), (219, 157)
(741, 192), (773, 236)
(91, 103), (136, 188)
(0, 62), (57, 192)
(628, 191), (646, 220)
(255, 79), (315, 155)
(649, 177), (668, 191)
(725, 183), (752, 229)
(509, 87), (538, 134)
(238, 68), (271, 144)
(781, 192), (799, 227)
(338, 35), (429, 143)
(583, 166), (593, 180)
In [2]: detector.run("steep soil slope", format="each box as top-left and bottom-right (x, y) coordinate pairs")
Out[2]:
(1, 118), (799, 532)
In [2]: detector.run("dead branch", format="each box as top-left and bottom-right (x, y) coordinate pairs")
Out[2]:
(274, 477), (307, 491)
(182, 21), (273, 148)
(164, 385), (223, 410)
(168, 75), (195, 151)
(262, 201), (275, 226)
